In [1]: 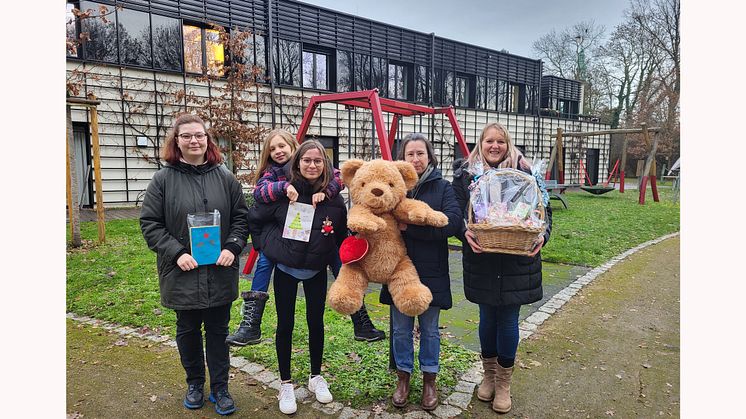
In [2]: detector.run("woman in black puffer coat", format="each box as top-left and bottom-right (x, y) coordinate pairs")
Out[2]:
(140, 114), (249, 415)
(379, 133), (462, 411)
(452, 123), (552, 414)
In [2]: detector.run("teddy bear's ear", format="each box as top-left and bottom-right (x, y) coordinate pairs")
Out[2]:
(341, 159), (365, 184)
(393, 161), (418, 190)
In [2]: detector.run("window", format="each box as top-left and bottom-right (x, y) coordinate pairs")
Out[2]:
(496, 80), (508, 112)
(444, 71), (454, 106)
(302, 50), (328, 90)
(415, 65), (428, 102)
(273, 39), (301, 86)
(118, 8), (152, 67)
(66, 3), (78, 57)
(476, 76), (485, 109)
(388, 62), (410, 100)
(151, 14), (182, 71)
(372, 57), (387, 94)
(337, 51), (353, 92)
(433, 68), (444, 105)
(486, 78), (497, 110)
(80, 1), (117, 63)
(354, 53), (370, 90)
(183, 25), (224, 76)
(508, 82), (524, 113)
(524, 85), (536, 114)
(455, 75), (473, 107)
(243, 33), (266, 81)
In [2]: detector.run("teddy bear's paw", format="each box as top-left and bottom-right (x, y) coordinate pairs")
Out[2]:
(394, 285), (433, 317)
(406, 211), (428, 225)
(348, 218), (381, 233)
(428, 211), (449, 227)
(327, 290), (363, 315)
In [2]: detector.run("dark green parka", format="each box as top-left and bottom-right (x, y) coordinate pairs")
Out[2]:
(140, 161), (250, 310)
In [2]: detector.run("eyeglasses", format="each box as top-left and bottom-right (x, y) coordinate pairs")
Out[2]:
(178, 133), (207, 141)
(300, 158), (325, 167)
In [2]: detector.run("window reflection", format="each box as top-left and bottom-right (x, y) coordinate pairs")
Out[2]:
(354, 54), (370, 90)
(372, 57), (386, 95)
(66, 3), (77, 57)
(183, 25), (202, 73)
(415, 65), (428, 102)
(118, 8), (152, 67)
(80, 1), (117, 63)
(152, 14), (182, 71)
(303, 50), (328, 90)
(205, 29), (224, 77)
(273, 39), (301, 86)
(337, 51), (353, 92)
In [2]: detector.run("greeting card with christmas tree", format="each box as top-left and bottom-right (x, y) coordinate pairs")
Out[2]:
(282, 202), (315, 242)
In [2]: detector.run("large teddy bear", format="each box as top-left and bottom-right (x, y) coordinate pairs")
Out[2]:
(327, 159), (449, 317)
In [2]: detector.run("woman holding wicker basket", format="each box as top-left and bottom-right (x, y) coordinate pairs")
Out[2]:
(452, 122), (552, 414)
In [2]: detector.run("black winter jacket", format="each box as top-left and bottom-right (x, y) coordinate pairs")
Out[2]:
(140, 162), (250, 310)
(248, 176), (347, 271)
(452, 160), (553, 307)
(380, 168), (463, 310)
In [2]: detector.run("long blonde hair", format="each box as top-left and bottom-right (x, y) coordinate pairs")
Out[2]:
(252, 128), (299, 184)
(465, 122), (527, 170)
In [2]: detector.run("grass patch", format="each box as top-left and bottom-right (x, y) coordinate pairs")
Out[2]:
(66, 220), (476, 407)
(67, 188), (678, 406)
(448, 187), (679, 266)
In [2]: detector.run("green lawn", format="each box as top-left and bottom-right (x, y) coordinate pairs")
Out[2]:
(67, 186), (678, 406)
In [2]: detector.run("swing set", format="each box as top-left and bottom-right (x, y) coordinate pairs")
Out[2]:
(545, 122), (663, 203)
(242, 88), (471, 274)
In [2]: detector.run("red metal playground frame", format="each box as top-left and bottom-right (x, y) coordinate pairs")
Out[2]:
(242, 89), (470, 274)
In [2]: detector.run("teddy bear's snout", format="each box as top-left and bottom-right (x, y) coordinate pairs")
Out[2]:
(370, 188), (384, 197)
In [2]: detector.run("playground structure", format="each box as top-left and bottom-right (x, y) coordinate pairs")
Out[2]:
(243, 88), (471, 273)
(545, 122), (663, 204)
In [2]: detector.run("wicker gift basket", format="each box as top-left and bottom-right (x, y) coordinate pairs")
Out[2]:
(467, 168), (546, 256)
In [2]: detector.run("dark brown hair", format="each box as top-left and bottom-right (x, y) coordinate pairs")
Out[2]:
(161, 114), (223, 165)
(395, 132), (439, 168)
(288, 140), (332, 193)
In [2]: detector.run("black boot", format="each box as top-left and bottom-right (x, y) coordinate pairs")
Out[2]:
(351, 303), (386, 342)
(225, 291), (269, 346)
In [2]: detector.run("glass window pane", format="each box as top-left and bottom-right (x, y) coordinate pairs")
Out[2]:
(398, 66), (408, 100)
(118, 8), (151, 67)
(444, 71), (454, 106)
(337, 51), (352, 92)
(275, 39), (301, 86)
(496, 80), (507, 111)
(152, 14), (181, 71)
(315, 53), (327, 90)
(205, 28), (224, 77)
(388, 64), (396, 98)
(254, 34), (266, 78)
(303, 51), (314, 88)
(486, 78), (497, 110)
(67, 4), (78, 56)
(354, 53), (370, 90)
(476, 76), (485, 109)
(433, 68), (443, 105)
(372, 57), (386, 95)
(80, 1), (118, 63)
(183, 25), (202, 73)
(415, 65), (427, 102)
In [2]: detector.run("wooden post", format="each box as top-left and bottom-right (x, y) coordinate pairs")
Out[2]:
(545, 139), (557, 180)
(556, 128), (565, 184)
(649, 133), (660, 202)
(638, 124), (659, 205)
(66, 103), (82, 247)
(90, 106), (106, 243)
(619, 134), (629, 193)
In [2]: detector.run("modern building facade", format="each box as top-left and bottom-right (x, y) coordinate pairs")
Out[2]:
(66, 0), (610, 207)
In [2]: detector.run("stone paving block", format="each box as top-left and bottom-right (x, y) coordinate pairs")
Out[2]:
(240, 362), (265, 375)
(229, 356), (248, 369)
(339, 406), (371, 419)
(403, 411), (432, 419)
(311, 401), (344, 415)
(163, 340), (178, 348)
(294, 386), (311, 401)
(538, 306), (556, 314)
(552, 292), (571, 302)
(372, 412), (403, 419)
(267, 379), (281, 391)
(544, 299), (566, 309)
(66, 313), (77, 319)
(253, 369), (278, 384)
(459, 369), (482, 384)
(519, 321), (537, 331)
(519, 330), (533, 341)
(525, 311), (551, 325)
(444, 391), (472, 409)
(568, 282), (583, 289)
(454, 380), (476, 394)
(432, 404), (461, 418)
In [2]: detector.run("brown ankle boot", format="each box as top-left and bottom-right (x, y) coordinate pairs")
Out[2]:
(492, 364), (514, 413)
(421, 372), (438, 411)
(477, 356), (498, 401)
(392, 370), (410, 408)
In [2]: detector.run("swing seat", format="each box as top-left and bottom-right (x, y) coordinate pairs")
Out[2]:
(580, 185), (615, 195)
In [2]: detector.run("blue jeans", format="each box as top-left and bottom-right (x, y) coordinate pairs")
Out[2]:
(478, 304), (520, 367)
(250, 252), (273, 292)
(390, 305), (441, 374)
(251, 250), (342, 292)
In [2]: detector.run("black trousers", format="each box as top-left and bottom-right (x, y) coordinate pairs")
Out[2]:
(174, 303), (232, 394)
(273, 267), (328, 381)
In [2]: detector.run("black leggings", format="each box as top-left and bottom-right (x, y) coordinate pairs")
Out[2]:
(273, 267), (328, 381)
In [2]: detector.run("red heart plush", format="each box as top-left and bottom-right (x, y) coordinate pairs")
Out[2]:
(339, 235), (369, 264)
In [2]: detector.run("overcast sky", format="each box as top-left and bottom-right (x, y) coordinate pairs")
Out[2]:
(298, 0), (630, 58)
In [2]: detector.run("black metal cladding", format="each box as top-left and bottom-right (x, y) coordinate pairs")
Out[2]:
(74, 0), (543, 93)
(541, 75), (581, 104)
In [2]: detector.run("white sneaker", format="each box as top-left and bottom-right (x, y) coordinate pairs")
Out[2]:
(277, 383), (297, 414)
(308, 374), (333, 403)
